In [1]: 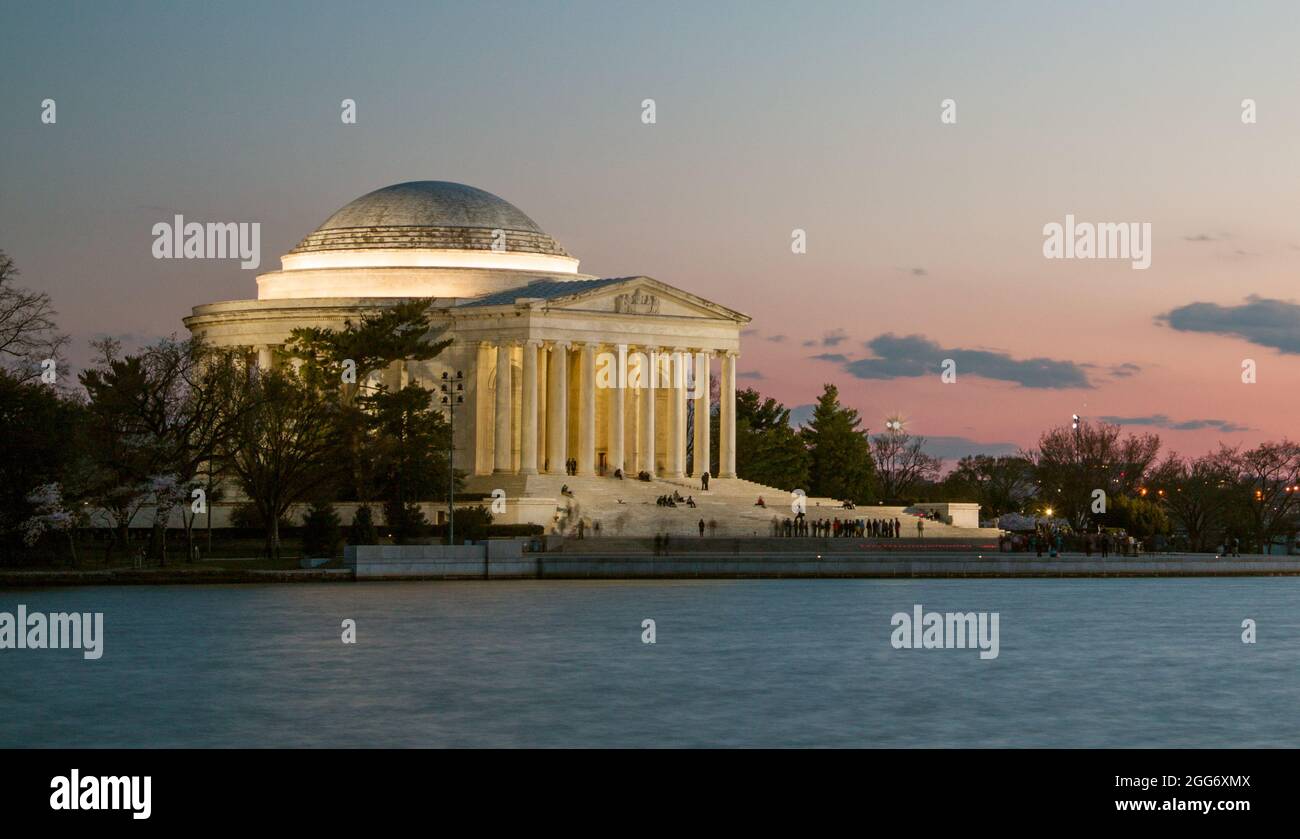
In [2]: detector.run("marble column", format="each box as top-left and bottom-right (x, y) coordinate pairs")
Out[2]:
(520, 340), (540, 475)
(609, 344), (625, 475)
(667, 349), (685, 478)
(640, 346), (656, 476)
(720, 351), (737, 478)
(546, 342), (568, 475)
(256, 345), (273, 371)
(493, 343), (513, 474)
(475, 342), (492, 474)
(578, 343), (596, 476)
(694, 351), (711, 479)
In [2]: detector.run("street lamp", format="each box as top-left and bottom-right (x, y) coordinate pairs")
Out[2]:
(440, 370), (464, 545)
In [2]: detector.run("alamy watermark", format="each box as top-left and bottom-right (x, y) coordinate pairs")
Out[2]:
(890, 604), (999, 660)
(595, 345), (708, 398)
(50, 770), (150, 819)
(152, 215), (261, 269)
(1043, 214), (1151, 270)
(0, 605), (103, 659)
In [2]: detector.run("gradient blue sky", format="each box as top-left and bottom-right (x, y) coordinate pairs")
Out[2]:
(3, 0), (1299, 460)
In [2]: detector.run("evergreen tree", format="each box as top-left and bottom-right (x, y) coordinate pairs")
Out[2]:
(349, 505), (379, 546)
(383, 499), (427, 544)
(302, 501), (343, 558)
(726, 387), (810, 490)
(364, 385), (454, 510)
(801, 384), (874, 503)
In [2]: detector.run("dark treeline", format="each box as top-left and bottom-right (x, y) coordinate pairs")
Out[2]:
(1, 248), (470, 564)
(716, 383), (1300, 553)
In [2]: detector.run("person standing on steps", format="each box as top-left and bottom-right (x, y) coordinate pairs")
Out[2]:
(916, 518), (924, 539)
(701, 471), (710, 491)
(699, 518), (705, 537)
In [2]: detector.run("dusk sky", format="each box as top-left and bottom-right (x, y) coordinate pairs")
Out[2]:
(3, 0), (1299, 461)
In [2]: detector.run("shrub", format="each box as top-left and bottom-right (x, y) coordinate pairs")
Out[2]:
(383, 500), (427, 544)
(349, 505), (379, 545)
(452, 504), (493, 543)
(302, 502), (343, 558)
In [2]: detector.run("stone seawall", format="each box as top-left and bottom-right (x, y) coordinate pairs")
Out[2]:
(7, 552), (1300, 587)
(531, 553), (1300, 579)
(346, 547), (1300, 580)
(0, 568), (353, 587)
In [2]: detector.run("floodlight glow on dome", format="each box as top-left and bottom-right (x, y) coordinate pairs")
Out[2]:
(279, 249), (580, 273)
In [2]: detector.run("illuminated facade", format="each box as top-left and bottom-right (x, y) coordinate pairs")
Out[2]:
(185, 181), (748, 501)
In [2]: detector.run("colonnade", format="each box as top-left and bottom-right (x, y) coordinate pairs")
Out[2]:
(481, 341), (737, 480)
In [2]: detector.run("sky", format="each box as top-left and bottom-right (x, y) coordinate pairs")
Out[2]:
(2, 0), (1299, 462)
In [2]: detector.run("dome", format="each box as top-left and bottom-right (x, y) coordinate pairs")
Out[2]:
(289, 181), (569, 258)
(259, 181), (584, 298)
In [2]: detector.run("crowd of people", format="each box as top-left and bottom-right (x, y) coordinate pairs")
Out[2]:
(997, 526), (1200, 557)
(771, 514), (906, 538)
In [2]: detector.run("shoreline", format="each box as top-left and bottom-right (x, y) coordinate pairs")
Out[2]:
(5, 552), (1300, 586)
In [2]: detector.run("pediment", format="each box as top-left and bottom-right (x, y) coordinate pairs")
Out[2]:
(541, 276), (749, 322)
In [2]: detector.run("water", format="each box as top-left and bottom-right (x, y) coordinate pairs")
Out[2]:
(2, 579), (1298, 747)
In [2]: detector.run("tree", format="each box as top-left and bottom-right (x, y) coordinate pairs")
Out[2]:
(0, 249), (67, 382)
(20, 483), (83, 566)
(364, 384), (454, 514)
(1104, 493), (1170, 539)
(285, 300), (450, 400)
(945, 454), (1036, 518)
(729, 387), (810, 491)
(80, 337), (252, 563)
(79, 343), (156, 559)
(302, 502), (343, 558)
(1218, 441), (1300, 553)
(1025, 419), (1161, 531)
(801, 384), (874, 503)
(871, 429), (942, 502)
(455, 505), (493, 542)
(219, 368), (347, 558)
(0, 370), (89, 559)
(383, 500), (427, 544)
(349, 505), (379, 546)
(1149, 453), (1233, 551)
(284, 300), (453, 503)
(147, 473), (189, 565)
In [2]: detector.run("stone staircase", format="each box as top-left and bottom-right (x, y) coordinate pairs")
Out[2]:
(464, 472), (998, 540)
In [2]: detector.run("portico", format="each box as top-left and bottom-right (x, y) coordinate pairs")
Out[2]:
(455, 276), (744, 482)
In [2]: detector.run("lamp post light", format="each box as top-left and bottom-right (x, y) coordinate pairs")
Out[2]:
(440, 370), (464, 546)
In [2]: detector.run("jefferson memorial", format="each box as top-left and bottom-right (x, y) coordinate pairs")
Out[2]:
(185, 181), (751, 525)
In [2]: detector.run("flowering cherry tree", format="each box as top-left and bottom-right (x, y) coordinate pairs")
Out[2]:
(21, 482), (81, 565)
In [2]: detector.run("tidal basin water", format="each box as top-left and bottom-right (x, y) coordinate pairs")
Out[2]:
(3, 578), (1299, 747)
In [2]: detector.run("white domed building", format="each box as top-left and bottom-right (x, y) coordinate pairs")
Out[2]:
(186, 181), (748, 524)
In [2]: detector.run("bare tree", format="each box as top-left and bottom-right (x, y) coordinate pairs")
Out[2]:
(219, 368), (346, 558)
(1024, 419), (1161, 531)
(0, 249), (67, 382)
(80, 337), (253, 563)
(1149, 452), (1233, 551)
(871, 429), (942, 501)
(947, 454), (1036, 518)
(1218, 441), (1300, 553)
